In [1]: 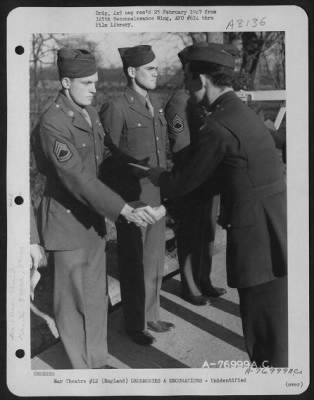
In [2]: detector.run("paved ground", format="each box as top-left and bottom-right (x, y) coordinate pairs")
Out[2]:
(31, 226), (249, 369)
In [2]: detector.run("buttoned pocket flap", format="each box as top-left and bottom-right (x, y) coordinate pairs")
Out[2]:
(126, 120), (149, 130)
(75, 135), (92, 149)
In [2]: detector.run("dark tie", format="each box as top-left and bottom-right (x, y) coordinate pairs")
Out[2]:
(81, 108), (92, 127)
(145, 96), (154, 117)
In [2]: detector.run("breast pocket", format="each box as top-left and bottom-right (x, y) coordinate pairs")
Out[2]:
(74, 134), (93, 161)
(125, 120), (151, 155)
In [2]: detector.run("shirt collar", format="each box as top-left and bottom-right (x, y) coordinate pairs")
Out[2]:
(125, 86), (149, 106)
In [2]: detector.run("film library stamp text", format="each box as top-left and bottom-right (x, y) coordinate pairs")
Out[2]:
(95, 8), (216, 28)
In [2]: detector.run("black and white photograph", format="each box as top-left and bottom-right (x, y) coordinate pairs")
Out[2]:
(6, 5), (309, 397)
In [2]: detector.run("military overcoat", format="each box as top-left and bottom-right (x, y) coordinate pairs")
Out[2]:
(158, 91), (287, 289)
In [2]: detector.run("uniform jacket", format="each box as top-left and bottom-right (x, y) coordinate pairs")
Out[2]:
(165, 88), (211, 153)
(99, 87), (167, 206)
(37, 91), (125, 250)
(158, 91), (287, 288)
(165, 89), (219, 212)
(165, 89), (191, 159)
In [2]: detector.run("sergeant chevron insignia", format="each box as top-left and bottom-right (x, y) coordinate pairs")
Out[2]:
(170, 113), (184, 134)
(54, 140), (73, 162)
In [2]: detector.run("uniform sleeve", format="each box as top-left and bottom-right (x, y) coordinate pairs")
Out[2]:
(158, 126), (225, 200)
(99, 101), (125, 147)
(165, 90), (191, 154)
(30, 205), (40, 244)
(40, 115), (125, 222)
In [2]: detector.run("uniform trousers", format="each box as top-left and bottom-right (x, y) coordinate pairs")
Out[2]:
(53, 233), (108, 369)
(176, 195), (219, 295)
(116, 218), (165, 331)
(238, 275), (288, 367)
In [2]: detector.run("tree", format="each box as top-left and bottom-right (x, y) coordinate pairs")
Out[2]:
(227, 32), (285, 90)
(30, 34), (63, 87)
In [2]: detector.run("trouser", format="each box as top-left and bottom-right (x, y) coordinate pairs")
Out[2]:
(238, 275), (288, 367)
(53, 235), (108, 369)
(116, 217), (166, 331)
(176, 195), (219, 295)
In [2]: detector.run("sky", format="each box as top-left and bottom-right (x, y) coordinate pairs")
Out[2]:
(89, 32), (189, 71)
(31, 32), (194, 74)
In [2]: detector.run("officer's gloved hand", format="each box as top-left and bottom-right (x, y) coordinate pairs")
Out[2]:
(130, 156), (151, 178)
(147, 167), (167, 186)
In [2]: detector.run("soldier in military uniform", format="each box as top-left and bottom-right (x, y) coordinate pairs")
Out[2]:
(165, 57), (226, 305)
(36, 48), (156, 369)
(148, 44), (288, 367)
(99, 45), (174, 346)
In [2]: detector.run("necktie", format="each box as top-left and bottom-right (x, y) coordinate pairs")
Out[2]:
(81, 108), (92, 127)
(145, 96), (154, 117)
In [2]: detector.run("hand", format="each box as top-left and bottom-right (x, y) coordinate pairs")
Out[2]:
(30, 244), (47, 270)
(132, 205), (166, 224)
(148, 167), (166, 186)
(264, 119), (277, 132)
(145, 205), (166, 222)
(132, 206), (158, 225)
(120, 204), (149, 227)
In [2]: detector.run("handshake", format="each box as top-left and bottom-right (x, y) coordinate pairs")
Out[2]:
(120, 202), (166, 228)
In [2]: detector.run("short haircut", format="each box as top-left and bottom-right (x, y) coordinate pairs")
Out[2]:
(122, 64), (129, 77)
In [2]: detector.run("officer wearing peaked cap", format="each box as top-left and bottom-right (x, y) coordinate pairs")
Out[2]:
(99, 45), (175, 346)
(164, 44), (228, 306)
(35, 47), (154, 369)
(148, 43), (288, 367)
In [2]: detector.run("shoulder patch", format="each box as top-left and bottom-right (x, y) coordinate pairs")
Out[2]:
(169, 113), (184, 134)
(54, 140), (73, 163)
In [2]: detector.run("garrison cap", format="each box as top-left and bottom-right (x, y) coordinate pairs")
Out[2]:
(178, 43), (235, 69)
(57, 48), (97, 79)
(118, 45), (155, 68)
